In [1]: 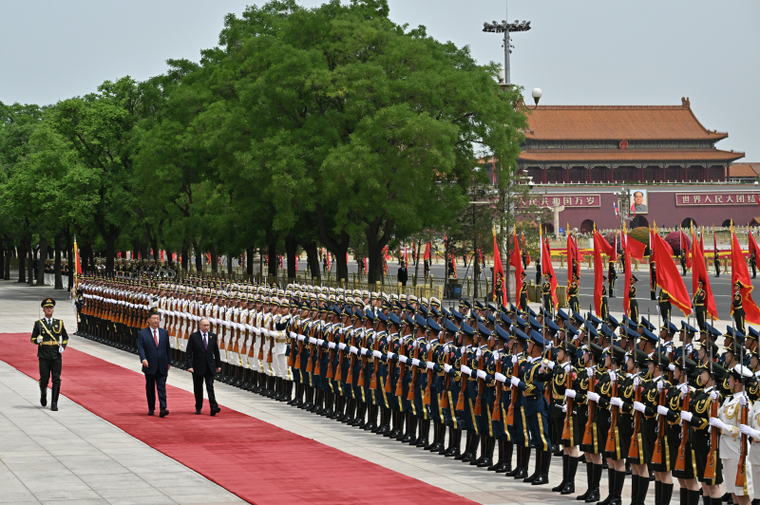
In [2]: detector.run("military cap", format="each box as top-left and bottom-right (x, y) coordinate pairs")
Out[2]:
(546, 319), (561, 334)
(673, 355), (697, 374)
(529, 330), (549, 347)
(631, 274), (639, 282)
(426, 318), (440, 333)
(557, 340), (578, 357)
(495, 325), (510, 342)
(557, 308), (569, 321)
(451, 310), (464, 323)
(414, 314), (428, 328)
(430, 307), (440, 317)
(573, 312), (585, 326)
(528, 316), (542, 331)
(441, 307), (451, 318)
(749, 327), (760, 340)
(514, 315), (527, 328)
(461, 322), (475, 338)
(639, 317), (656, 331)
(514, 328), (529, 342)
(607, 314), (619, 330)
(41, 298), (56, 308)
(527, 307), (538, 318)
(408, 294), (419, 304)
(700, 338), (718, 355)
(501, 313), (513, 326)
(474, 300), (486, 310)
(388, 312), (401, 327)
(475, 323), (491, 339)
(459, 298), (471, 309)
(487, 302), (498, 313)
(584, 322), (599, 338)
(418, 306), (429, 318)
(588, 342), (603, 361)
(680, 321), (698, 335)
(420, 297), (429, 307)
(661, 320), (678, 334)
(625, 317), (639, 331)
(444, 319), (459, 334)
(633, 349), (651, 367)
(640, 327), (658, 343)
(724, 326), (744, 340)
(486, 313), (496, 324)
(611, 345), (627, 364)
(654, 351), (670, 368)
(587, 312), (602, 326)
(565, 324), (579, 337)
(730, 364), (753, 381)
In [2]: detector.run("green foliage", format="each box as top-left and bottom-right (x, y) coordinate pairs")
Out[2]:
(628, 227), (650, 246)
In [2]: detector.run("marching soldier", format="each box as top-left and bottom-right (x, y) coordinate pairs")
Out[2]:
(693, 278), (707, 331)
(609, 260), (617, 298)
(31, 298), (69, 411)
(568, 273), (581, 314)
(542, 273), (555, 313)
(519, 271), (529, 312)
(733, 280), (747, 336)
(658, 289), (672, 323)
(629, 275), (640, 325)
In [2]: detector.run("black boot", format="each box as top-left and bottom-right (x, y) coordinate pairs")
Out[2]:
(394, 413), (408, 440)
(578, 462), (594, 501)
(505, 443), (523, 476)
(301, 385), (313, 409)
(610, 470), (626, 505)
(636, 474), (650, 505)
(352, 401), (366, 427)
(553, 455), (569, 492)
(50, 384), (60, 411)
(562, 456), (580, 494)
(365, 405), (378, 431)
(402, 415), (417, 443)
(426, 422), (442, 451)
(333, 396), (345, 421)
(513, 446), (531, 479)
(524, 448), (541, 482)
(655, 481), (662, 505)
(445, 428), (462, 458)
(686, 490), (701, 505)
(489, 440), (509, 472)
(597, 469), (617, 505)
(477, 437), (495, 468)
(387, 411), (401, 438)
(532, 450), (552, 485)
(460, 432), (477, 462)
(343, 398), (356, 424)
(40, 383), (47, 407)
(661, 483), (674, 505)
(584, 464), (602, 502)
(629, 474), (640, 505)
(472, 435), (488, 465)
(376, 408), (390, 435)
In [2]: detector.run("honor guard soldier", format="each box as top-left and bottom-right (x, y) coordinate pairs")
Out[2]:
(732, 280), (747, 336)
(568, 273), (581, 314)
(751, 251), (757, 279)
(550, 340), (582, 495)
(658, 289), (672, 323)
(519, 271), (529, 311)
(714, 255), (721, 277)
(650, 261), (657, 300)
(693, 278), (707, 331)
(609, 260), (617, 297)
(629, 275), (640, 324)
(31, 298), (69, 411)
(542, 273), (555, 313)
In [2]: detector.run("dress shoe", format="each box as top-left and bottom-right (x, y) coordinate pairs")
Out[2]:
(584, 489), (600, 501)
(195, 409), (201, 415)
(148, 411), (154, 416)
(40, 385), (47, 407)
(561, 482), (576, 495)
(160, 409), (169, 418)
(211, 407), (221, 416)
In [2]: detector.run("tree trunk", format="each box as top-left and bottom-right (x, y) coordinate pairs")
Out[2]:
(18, 242), (26, 284)
(37, 236), (48, 285)
(303, 241), (321, 282)
(365, 218), (394, 285)
(181, 245), (189, 272)
(28, 244), (35, 285)
(285, 236), (298, 280)
(267, 242), (277, 279)
(246, 247), (254, 280)
(412, 240), (422, 286)
(105, 234), (116, 276)
(227, 253), (234, 279)
(0, 244), (4, 281)
(54, 244), (63, 289)
(193, 241), (203, 273)
(4, 247), (12, 280)
(210, 247), (218, 273)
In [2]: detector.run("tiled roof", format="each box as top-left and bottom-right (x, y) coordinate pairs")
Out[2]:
(729, 163), (760, 178)
(518, 149), (744, 163)
(524, 99), (728, 141)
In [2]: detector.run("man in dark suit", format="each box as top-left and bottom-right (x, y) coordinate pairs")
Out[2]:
(137, 308), (171, 417)
(186, 317), (222, 416)
(397, 261), (408, 286)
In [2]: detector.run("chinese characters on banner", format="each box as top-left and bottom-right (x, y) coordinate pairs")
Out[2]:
(520, 194), (601, 208)
(675, 193), (760, 206)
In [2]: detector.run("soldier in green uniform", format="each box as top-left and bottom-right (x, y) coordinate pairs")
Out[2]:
(732, 280), (747, 335)
(542, 273), (555, 313)
(568, 273), (580, 314)
(519, 271), (528, 312)
(608, 260), (617, 297)
(31, 298), (69, 411)
(658, 289), (672, 323)
(693, 278), (707, 331)
(629, 275), (640, 325)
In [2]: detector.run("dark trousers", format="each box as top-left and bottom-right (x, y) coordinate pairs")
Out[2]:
(192, 372), (218, 411)
(39, 356), (62, 387)
(144, 372), (167, 412)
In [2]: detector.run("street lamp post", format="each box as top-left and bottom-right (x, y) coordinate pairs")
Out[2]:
(483, 13), (532, 86)
(613, 188), (631, 230)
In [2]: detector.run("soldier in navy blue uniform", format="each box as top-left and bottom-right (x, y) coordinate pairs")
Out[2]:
(31, 298), (69, 411)
(372, 311), (391, 435)
(550, 340), (581, 495)
(510, 329), (553, 485)
(383, 312), (404, 438)
(489, 323), (514, 473)
(439, 318), (463, 456)
(456, 323), (480, 462)
(424, 317), (447, 452)
(471, 323), (496, 468)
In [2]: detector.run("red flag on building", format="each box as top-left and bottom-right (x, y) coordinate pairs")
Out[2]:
(592, 228), (607, 316)
(652, 229), (692, 316)
(540, 227), (558, 308)
(731, 228), (760, 325)
(691, 226), (718, 320)
(510, 231), (525, 310)
(492, 228), (507, 303)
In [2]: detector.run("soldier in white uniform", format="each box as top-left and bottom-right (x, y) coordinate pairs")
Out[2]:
(712, 364), (754, 505)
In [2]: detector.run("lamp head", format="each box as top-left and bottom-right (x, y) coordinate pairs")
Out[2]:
(531, 88), (543, 107)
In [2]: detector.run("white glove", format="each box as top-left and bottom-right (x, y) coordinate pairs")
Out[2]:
(561, 404), (567, 413)
(309, 337), (317, 345)
(493, 351), (500, 360)
(399, 355), (408, 364)
(709, 417), (725, 431)
(657, 381), (664, 391)
(495, 372), (507, 383)
(610, 397), (624, 408)
(350, 346), (358, 354)
(657, 405), (669, 416)
(739, 424), (760, 440)
(633, 401), (646, 413)
(387, 352), (395, 360)
(546, 341), (553, 350)
(477, 370), (487, 380)
(476, 348), (482, 358)
(297, 335), (305, 342)
(290, 332), (297, 339)
(609, 371), (617, 381)
(426, 343), (431, 352)
(373, 350), (382, 359)
(678, 383), (689, 396)
(547, 361), (555, 370)
(328, 342), (336, 349)
(633, 377), (641, 387)
(587, 368), (594, 378)
(710, 391), (719, 401)
(511, 376), (521, 387)
(681, 411), (693, 423)
(411, 358), (421, 367)
(338, 343), (346, 350)
(656, 305), (660, 314)
(426, 361), (435, 370)
(565, 389), (577, 399)
(587, 392), (600, 403)
(461, 365), (472, 376)
(360, 347), (368, 356)
(511, 355), (518, 365)
(740, 395), (748, 406)
(668, 363), (676, 371)
(36, 336), (43, 343)
(317, 339), (324, 347)
(563, 363), (573, 372)
(444, 364), (452, 374)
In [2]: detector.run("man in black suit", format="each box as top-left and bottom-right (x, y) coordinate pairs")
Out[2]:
(397, 261), (408, 286)
(186, 318), (222, 416)
(137, 308), (171, 417)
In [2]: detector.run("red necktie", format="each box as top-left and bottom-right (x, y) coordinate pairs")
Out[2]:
(153, 329), (159, 347)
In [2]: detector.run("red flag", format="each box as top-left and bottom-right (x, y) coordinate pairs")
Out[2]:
(424, 242), (432, 261)
(627, 236), (647, 261)
(493, 230), (507, 303)
(731, 229), (760, 325)
(567, 233), (579, 286)
(404, 244), (408, 265)
(691, 227), (718, 320)
(623, 230), (633, 317)
(510, 231), (525, 310)
(540, 227), (558, 308)
(749, 230), (760, 260)
(611, 232), (618, 263)
(593, 229), (606, 316)
(652, 231), (692, 316)
(521, 232), (531, 266)
(73, 238), (82, 277)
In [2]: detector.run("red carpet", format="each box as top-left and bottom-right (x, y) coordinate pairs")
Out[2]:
(1, 333), (475, 505)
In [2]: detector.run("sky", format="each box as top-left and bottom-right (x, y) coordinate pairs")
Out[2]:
(1, 0), (758, 159)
